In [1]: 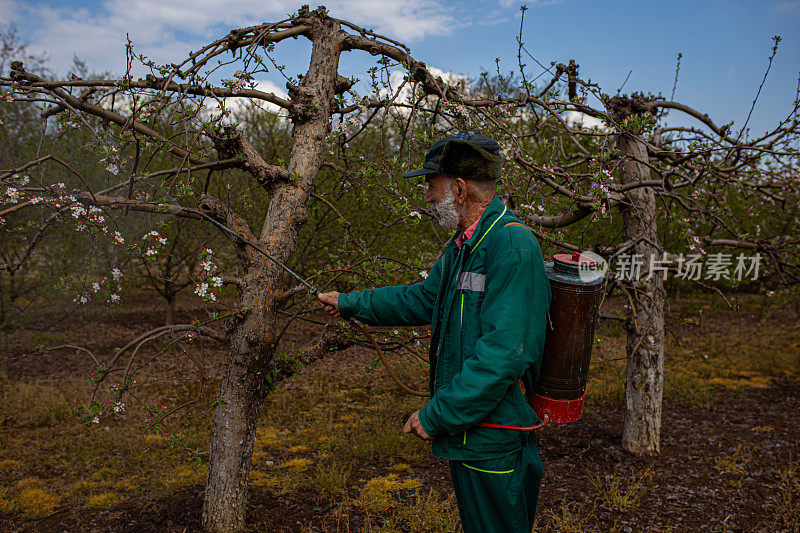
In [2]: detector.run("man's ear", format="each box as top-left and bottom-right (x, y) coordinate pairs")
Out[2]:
(452, 178), (467, 204)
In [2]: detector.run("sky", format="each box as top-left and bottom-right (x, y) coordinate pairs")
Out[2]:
(2, 0), (799, 135)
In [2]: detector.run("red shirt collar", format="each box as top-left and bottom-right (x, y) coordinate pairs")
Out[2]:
(455, 218), (480, 249)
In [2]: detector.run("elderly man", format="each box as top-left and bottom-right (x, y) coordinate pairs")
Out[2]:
(318, 133), (551, 533)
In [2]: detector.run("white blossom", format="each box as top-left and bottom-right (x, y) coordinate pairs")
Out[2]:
(211, 276), (223, 287)
(92, 282), (101, 292)
(111, 268), (122, 280)
(110, 293), (120, 304)
(3, 187), (20, 202)
(194, 282), (208, 297)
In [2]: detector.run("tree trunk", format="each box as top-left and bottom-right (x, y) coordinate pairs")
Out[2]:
(165, 282), (176, 325)
(201, 296), (274, 532)
(618, 131), (665, 455)
(201, 9), (342, 532)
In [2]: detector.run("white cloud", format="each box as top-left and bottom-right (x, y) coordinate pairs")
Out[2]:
(333, 0), (454, 41)
(228, 79), (290, 116)
(563, 110), (607, 131)
(15, 0), (454, 76)
(378, 67), (470, 115)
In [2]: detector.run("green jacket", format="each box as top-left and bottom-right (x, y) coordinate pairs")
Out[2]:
(338, 196), (551, 460)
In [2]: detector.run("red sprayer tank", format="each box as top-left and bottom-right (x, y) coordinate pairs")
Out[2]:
(530, 252), (605, 423)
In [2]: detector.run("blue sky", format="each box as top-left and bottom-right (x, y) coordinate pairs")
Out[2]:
(2, 0), (799, 135)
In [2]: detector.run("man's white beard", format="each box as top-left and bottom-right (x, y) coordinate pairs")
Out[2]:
(433, 186), (461, 230)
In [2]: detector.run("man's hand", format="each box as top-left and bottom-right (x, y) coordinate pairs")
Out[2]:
(317, 291), (340, 317)
(404, 410), (433, 441)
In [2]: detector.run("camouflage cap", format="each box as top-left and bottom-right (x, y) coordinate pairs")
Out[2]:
(402, 132), (502, 180)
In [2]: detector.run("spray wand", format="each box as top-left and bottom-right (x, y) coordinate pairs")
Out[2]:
(183, 207), (428, 397)
(185, 208), (547, 429)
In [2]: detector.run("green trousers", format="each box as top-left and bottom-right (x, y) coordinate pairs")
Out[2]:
(449, 439), (543, 533)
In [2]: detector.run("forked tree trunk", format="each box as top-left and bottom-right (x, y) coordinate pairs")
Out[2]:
(201, 10), (342, 532)
(618, 130), (666, 455)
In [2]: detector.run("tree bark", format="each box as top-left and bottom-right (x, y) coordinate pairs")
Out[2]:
(201, 9), (342, 532)
(165, 279), (176, 325)
(618, 130), (666, 456)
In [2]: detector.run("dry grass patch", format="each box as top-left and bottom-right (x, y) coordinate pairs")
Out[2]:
(0, 459), (24, 472)
(713, 444), (753, 475)
(10, 478), (60, 518)
(354, 474), (424, 515)
(355, 476), (397, 514)
(771, 458), (800, 531)
(537, 500), (594, 533)
(0, 379), (74, 428)
(87, 491), (124, 506)
(163, 464), (207, 488)
(312, 459), (352, 495)
(381, 489), (460, 533)
(589, 468), (650, 512)
(282, 457), (313, 471)
(389, 462), (412, 472)
(254, 427), (283, 448)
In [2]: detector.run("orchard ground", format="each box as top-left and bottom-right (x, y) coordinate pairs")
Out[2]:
(0, 290), (798, 532)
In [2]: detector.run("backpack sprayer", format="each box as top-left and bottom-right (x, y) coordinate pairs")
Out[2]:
(472, 238), (606, 432)
(186, 209), (605, 432)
